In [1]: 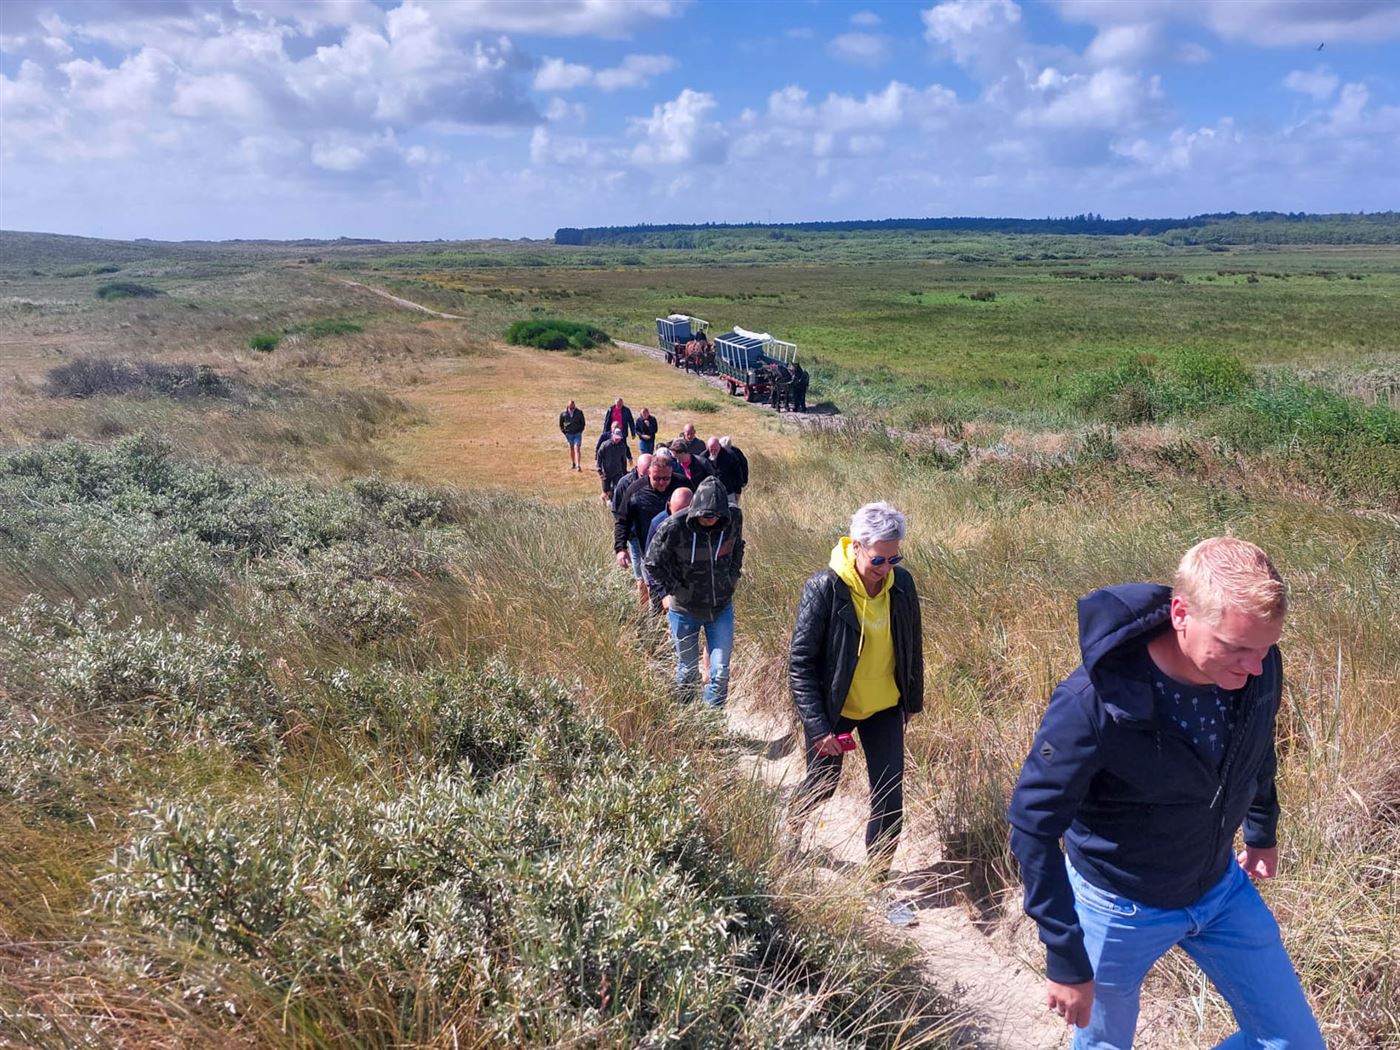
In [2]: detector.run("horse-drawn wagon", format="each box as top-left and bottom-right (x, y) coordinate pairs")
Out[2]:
(655, 314), (713, 373)
(714, 327), (799, 404)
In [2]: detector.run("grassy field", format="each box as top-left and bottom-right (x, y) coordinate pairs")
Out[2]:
(1, 228), (1397, 1047)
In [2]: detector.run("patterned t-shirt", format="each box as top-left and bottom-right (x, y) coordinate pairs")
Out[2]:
(1150, 665), (1242, 770)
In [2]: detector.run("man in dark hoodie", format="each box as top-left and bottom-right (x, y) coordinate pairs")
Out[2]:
(644, 475), (744, 708)
(1008, 537), (1322, 1050)
(595, 426), (632, 502)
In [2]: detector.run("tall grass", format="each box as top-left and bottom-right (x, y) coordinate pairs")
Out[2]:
(0, 437), (956, 1048)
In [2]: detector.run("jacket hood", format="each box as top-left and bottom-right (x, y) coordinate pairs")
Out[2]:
(828, 536), (893, 599)
(686, 476), (730, 523)
(1077, 582), (1172, 721)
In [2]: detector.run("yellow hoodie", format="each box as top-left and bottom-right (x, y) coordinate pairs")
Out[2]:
(829, 537), (900, 721)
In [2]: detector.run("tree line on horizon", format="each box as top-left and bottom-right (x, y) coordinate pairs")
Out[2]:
(554, 211), (1400, 247)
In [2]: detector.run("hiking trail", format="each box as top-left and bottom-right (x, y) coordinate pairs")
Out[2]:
(723, 694), (1071, 1050)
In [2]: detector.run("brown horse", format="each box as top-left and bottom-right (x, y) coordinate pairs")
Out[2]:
(681, 337), (713, 374)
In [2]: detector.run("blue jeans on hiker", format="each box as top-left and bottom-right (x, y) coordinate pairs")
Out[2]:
(1067, 858), (1323, 1050)
(667, 602), (733, 707)
(627, 536), (644, 580)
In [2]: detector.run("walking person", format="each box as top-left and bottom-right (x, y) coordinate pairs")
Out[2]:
(595, 426), (632, 503)
(668, 437), (712, 491)
(636, 408), (659, 454)
(1007, 537), (1323, 1050)
(788, 502), (924, 925)
(559, 399), (586, 471)
(615, 452), (681, 612)
(677, 422), (706, 458)
(645, 475), (744, 708)
(600, 397), (636, 441)
(705, 435), (748, 504)
(644, 486), (693, 616)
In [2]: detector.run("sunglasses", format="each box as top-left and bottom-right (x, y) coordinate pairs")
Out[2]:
(869, 554), (903, 566)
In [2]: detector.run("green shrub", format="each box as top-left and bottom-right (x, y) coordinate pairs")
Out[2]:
(505, 319), (611, 351)
(1156, 348), (1253, 414)
(97, 664), (938, 1047)
(0, 598), (282, 754)
(95, 281), (158, 300)
(968, 288), (996, 302)
(248, 331), (280, 352)
(672, 397), (721, 414)
(288, 318), (364, 339)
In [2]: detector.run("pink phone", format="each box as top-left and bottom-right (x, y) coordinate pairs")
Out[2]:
(836, 732), (856, 752)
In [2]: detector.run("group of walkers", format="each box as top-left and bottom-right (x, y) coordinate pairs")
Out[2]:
(559, 396), (1323, 1050)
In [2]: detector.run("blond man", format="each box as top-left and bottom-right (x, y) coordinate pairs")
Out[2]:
(1008, 538), (1322, 1050)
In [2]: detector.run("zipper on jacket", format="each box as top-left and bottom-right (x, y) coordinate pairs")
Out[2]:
(1201, 676), (1262, 895)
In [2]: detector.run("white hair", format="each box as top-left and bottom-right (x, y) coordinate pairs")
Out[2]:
(850, 502), (906, 545)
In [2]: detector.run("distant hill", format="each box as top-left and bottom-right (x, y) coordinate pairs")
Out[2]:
(555, 211), (1400, 247)
(0, 230), (395, 269)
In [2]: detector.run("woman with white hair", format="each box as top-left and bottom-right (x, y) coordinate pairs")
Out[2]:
(788, 501), (924, 924)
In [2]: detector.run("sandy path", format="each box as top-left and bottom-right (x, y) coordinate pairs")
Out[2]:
(335, 278), (468, 319)
(723, 697), (1072, 1050)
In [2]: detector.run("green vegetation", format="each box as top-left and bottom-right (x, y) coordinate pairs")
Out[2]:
(505, 318), (611, 350)
(96, 280), (159, 300)
(287, 316), (363, 338)
(248, 331), (280, 352)
(0, 436), (949, 1047)
(673, 397), (721, 413)
(1, 228), (1396, 1047)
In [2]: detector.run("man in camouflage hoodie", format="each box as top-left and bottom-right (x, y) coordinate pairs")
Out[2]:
(644, 475), (744, 707)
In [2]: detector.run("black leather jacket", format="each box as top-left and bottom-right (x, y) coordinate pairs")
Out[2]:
(788, 566), (924, 740)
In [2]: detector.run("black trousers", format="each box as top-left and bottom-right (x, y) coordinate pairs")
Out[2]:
(792, 703), (904, 871)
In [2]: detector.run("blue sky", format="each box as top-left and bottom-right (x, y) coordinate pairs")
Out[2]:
(2, 0), (1398, 241)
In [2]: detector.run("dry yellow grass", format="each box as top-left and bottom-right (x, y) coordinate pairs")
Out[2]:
(374, 341), (803, 499)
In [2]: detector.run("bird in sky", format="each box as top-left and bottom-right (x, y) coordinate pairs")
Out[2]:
(1316, 42), (1325, 51)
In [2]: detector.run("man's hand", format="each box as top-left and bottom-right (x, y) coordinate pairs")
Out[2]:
(1238, 846), (1277, 879)
(904, 709), (917, 725)
(1046, 979), (1094, 1028)
(616, 550), (631, 569)
(813, 733), (844, 757)
(661, 595), (672, 611)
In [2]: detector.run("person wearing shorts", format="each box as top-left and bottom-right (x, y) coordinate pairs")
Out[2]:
(559, 399), (586, 471)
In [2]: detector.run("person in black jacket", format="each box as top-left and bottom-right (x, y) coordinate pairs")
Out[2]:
(788, 502), (923, 923)
(705, 435), (748, 504)
(668, 438), (712, 491)
(645, 476), (744, 708)
(595, 426), (632, 501)
(600, 397), (635, 441)
(635, 408), (659, 454)
(1007, 537), (1322, 1049)
(559, 399), (586, 471)
(614, 452), (682, 609)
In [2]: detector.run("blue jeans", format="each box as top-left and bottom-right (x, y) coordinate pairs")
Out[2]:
(1067, 858), (1323, 1050)
(639, 438), (655, 454)
(667, 603), (733, 707)
(627, 537), (644, 580)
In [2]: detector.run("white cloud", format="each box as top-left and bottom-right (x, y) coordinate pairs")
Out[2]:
(922, 0), (1023, 67)
(535, 56), (592, 91)
(851, 11), (882, 28)
(1025, 67), (1165, 130)
(424, 0), (684, 39)
(534, 52), (673, 92)
(629, 88), (720, 165)
(1057, 0), (1400, 47)
(1084, 23), (1157, 66)
(1284, 66), (1339, 102)
(595, 53), (674, 90)
(828, 32), (889, 67)
(544, 96), (587, 123)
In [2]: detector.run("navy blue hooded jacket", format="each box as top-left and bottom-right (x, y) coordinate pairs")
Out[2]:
(1007, 583), (1282, 985)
